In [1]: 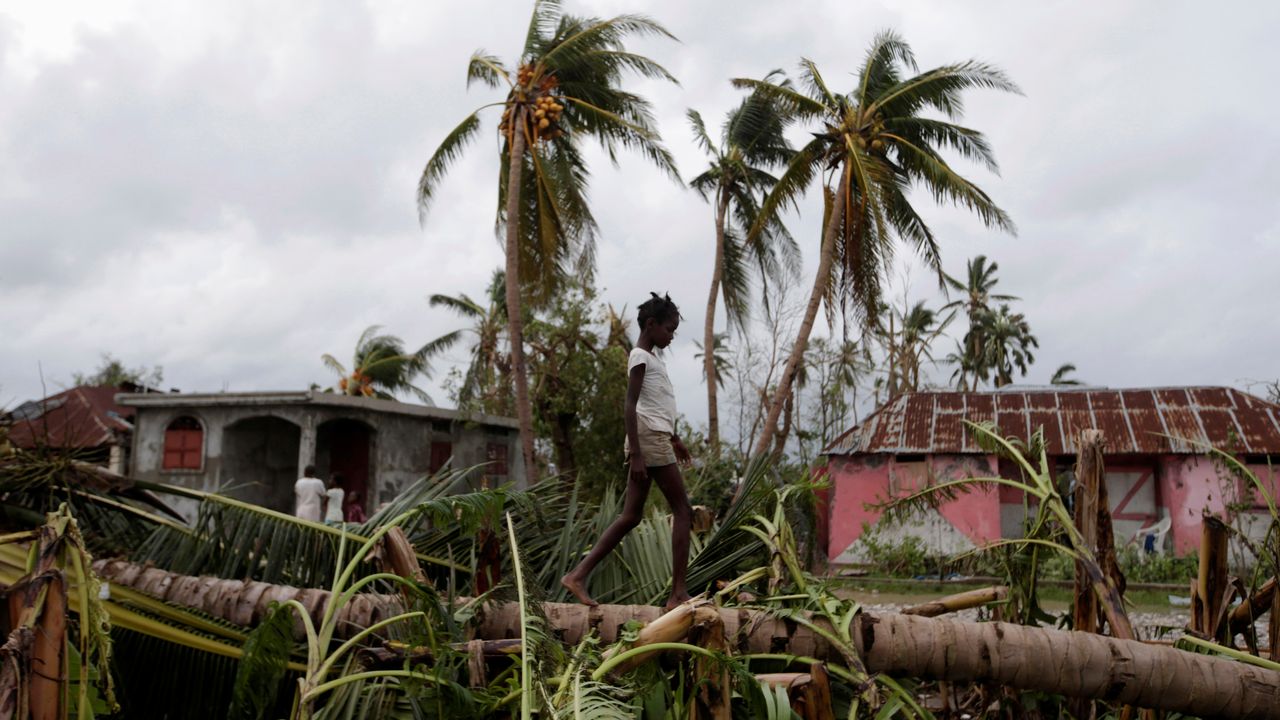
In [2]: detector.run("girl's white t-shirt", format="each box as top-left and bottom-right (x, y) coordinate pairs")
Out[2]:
(628, 347), (676, 434)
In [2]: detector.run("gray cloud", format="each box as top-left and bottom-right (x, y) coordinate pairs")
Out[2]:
(2, 1), (1279, 435)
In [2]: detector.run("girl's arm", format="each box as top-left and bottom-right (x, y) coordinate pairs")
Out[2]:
(625, 364), (646, 480)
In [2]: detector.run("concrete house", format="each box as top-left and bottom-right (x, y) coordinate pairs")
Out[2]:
(823, 386), (1280, 564)
(118, 391), (523, 520)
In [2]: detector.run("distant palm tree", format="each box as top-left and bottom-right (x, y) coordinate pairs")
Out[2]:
(738, 31), (1019, 454)
(1050, 363), (1084, 386)
(944, 255), (1018, 390)
(979, 304), (1038, 387)
(429, 270), (511, 413)
(886, 300), (954, 395)
(687, 80), (797, 453)
(418, 0), (679, 479)
(693, 333), (734, 390)
(945, 339), (977, 392)
(322, 326), (453, 404)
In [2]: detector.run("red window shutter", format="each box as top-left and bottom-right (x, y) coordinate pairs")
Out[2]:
(163, 424), (203, 470)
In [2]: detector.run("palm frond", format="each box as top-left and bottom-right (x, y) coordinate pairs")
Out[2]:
(887, 133), (1016, 234)
(320, 353), (348, 378)
(888, 116), (1000, 173)
(418, 111), (483, 221)
(730, 77), (826, 120)
(467, 51), (509, 89)
(540, 14), (676, 72)
(429, 292), (485, 318)
(747, 136), (826, 243)
(227, 601), (297, 720)
(872, 61), (1022, 120)
(719, 229), (753, 335)
(561, 94), (679, 181)
(523, 0), (563, 57)
(686, 108), (716, 157)
(856, 29), (918, 108)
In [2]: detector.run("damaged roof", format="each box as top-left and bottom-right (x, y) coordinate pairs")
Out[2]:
(824, 386), (1280, 456)
(5, 386), (135, 449)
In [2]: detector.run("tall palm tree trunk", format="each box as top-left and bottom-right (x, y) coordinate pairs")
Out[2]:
(703, 191), (729, 456)
(754, 171), (849, 456)
(504, 124), (538, 483)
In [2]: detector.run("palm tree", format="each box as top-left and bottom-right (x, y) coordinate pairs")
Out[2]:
(944, 255), (1018, 390)
(428, 270), (512, 414)
(884, 300), (953, 395)
(978, 304), (1038, 387)
(738, 32), (1019, 455)
(321, 325), (453, 404)
(418, 0), (679, 481)
(1051, 362), (1084, 386)
(687, 81), (798, 454)
(945, 338), (978, 392)
(693, 333), (735, 390)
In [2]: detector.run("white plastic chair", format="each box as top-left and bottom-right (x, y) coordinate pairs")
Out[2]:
(1131, 516), (1171, 560)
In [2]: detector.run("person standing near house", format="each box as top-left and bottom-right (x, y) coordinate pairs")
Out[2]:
(294, 464), (326, 522)
(324, 472), (346, 525)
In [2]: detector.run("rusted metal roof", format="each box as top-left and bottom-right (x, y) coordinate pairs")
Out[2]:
(5, 386), (135, 449)
(824, 386), (1280, 456)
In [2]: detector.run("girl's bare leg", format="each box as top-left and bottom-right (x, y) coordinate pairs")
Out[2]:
(561, 468), (653, 606)
(652, 463), (692, 610)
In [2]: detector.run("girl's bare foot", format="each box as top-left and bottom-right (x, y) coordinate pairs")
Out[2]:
(663, 593), (692, 612)
(561, 573), (598, 607)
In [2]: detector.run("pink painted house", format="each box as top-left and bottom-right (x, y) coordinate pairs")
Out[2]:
(822, 387), (1280, 563)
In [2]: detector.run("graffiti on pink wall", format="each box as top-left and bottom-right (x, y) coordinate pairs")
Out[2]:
(828, 453), (998, 562)
(828, 450), (1280, 561)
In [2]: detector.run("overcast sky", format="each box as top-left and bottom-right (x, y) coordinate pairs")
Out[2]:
(3, 1), (1279, 435)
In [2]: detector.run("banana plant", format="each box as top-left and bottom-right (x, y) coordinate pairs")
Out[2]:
(879, 421), (1133, 635)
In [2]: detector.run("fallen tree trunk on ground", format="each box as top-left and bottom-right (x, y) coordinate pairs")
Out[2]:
(90, 559), (1280, 719)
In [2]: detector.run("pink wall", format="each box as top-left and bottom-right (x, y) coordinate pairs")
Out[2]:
(827, 453), (1000, 561)
(1159, 456), (1280, 554)
(830, 452), (1280, 560)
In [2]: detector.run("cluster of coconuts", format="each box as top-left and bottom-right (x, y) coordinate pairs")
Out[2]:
(499, 65), (566, 142)
(338, 373), (376, 397)
(856, 114), (888, 152)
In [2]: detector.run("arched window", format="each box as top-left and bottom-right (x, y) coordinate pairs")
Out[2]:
(163, 416), (204, 470)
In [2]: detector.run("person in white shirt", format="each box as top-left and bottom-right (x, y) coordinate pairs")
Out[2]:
(294, 464), (326, 522)
(562, 293), (693, 611)
(324, 474), (346, 525)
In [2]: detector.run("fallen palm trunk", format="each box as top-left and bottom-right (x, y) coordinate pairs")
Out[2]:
(860, 613), (1278, 719)
(902, 586), (1006, 618)
(91, 559), (1280, 718)
(481, 603), (1280, 718)
(92, 559), (403, 641)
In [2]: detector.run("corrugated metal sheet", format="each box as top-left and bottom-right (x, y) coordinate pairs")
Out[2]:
(825, 387), (1280, 456)
(6, 386), (134, 449)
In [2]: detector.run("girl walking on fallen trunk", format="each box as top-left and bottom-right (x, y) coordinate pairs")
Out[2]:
(562, 293), (693, 611)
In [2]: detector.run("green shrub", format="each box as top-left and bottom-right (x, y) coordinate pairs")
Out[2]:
(1117, 546), (1198, 584)
(858, 524), (931, 577)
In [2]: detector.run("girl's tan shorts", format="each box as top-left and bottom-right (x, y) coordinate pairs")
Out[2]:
(623, 424), (677, 467)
